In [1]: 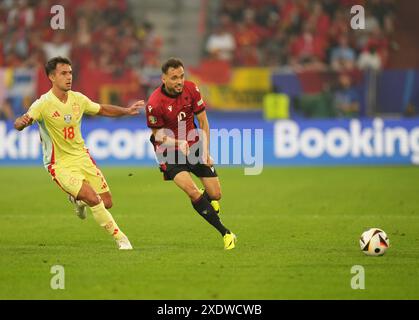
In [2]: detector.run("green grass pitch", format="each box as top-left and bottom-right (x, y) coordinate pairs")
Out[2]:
(0, 166), (418, 299)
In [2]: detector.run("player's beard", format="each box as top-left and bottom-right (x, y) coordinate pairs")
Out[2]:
(172, 84), (183, 94)
(60, 83), (72, 92)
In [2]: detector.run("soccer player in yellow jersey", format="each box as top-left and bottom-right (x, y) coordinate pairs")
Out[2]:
(14, 56), (144, 250)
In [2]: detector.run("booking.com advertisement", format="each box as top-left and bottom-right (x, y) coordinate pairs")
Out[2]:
(1, 117), (419, 172)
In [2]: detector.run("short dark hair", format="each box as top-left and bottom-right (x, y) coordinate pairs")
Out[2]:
(45, 56), (72, 76)
(161, 57), (184, 74)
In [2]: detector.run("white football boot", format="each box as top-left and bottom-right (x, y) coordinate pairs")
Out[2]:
(116, 236), (133, 250)
(68, 195), (87, 220)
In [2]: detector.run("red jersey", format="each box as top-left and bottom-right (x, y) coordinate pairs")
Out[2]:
(146, 80), (206, 153)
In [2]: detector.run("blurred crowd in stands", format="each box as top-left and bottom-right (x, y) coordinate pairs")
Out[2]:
(205, 0), (395, 71)
(0, 0), (405, 120)
(0, 0), (163, 119)
(0, 0), (162, 71)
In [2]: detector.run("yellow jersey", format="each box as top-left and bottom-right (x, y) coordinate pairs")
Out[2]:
(27, 90), (101, 169)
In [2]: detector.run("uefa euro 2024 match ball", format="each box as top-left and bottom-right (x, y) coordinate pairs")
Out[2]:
(359, 228), (390, 256)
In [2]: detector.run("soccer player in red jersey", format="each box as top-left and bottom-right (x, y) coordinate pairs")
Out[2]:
(146, 58), (237, 250)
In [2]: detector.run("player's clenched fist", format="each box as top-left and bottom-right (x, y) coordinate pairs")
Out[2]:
(14, 114), (33, 131)
(203, 154), (214, 167)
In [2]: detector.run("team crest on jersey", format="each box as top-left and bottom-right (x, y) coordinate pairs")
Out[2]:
(168, 105), (172, 112)
(64, 114), (72, 124)
(72, 104), (81, 117)
(148, 115), (157, 124)
(148, 105), (153, 112)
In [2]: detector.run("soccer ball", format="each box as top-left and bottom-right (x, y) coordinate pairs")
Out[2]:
(359, 228), (390, 256)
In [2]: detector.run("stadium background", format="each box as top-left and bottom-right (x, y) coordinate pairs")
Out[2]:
(1, 0), (419, 300)
(1, 0), (419, 167)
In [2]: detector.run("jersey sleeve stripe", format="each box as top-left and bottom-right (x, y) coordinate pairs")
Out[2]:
(47, 143), (56, 177)
(86, 148), (97, 166)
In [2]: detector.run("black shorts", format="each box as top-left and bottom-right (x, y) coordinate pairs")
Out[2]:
(160, 162), (218, 180)
(157, 150), (218, 180)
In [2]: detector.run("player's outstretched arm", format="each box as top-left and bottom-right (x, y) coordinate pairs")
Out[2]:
(14, 114), (33, 131)
(97, 100), (145, 117)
